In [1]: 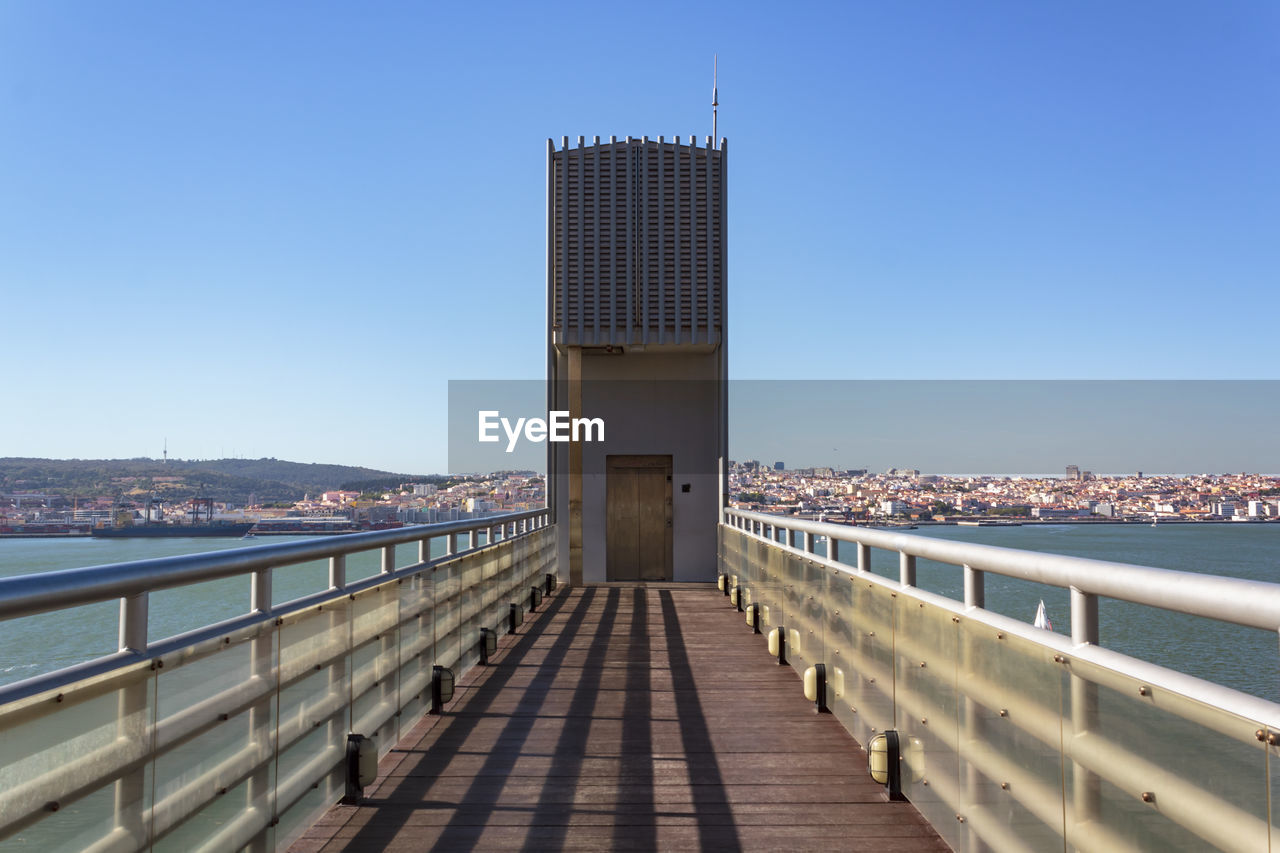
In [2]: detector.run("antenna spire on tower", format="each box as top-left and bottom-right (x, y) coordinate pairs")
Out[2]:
(712, 54), (719, 143)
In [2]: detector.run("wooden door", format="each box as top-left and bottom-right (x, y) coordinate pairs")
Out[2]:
(606, 455), (673, 582)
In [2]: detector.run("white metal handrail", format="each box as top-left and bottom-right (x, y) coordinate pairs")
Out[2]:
(0, 510), (547, 619)
(725, 508), (1280, 633)
(0, 508), (549, 705)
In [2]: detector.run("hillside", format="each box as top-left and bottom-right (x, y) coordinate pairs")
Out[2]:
(0, 458), (438, 506)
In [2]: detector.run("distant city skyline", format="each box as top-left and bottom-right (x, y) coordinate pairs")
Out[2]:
(2, 4), (1276, 472)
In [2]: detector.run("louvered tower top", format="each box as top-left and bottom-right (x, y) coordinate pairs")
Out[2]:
(548, 135), (726, 349)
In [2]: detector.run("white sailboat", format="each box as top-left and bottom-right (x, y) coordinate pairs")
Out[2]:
(1033, 599), (1053, 631)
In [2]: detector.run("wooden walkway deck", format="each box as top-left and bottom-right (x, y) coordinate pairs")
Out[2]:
(291, 585), (948, 852)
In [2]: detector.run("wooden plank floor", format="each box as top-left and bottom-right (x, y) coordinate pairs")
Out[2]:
(290, 585), (948, 852)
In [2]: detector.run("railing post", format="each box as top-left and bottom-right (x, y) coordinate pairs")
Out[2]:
(469, 528), (478, 550)
(419, 536), (430, 564)
(115, 591), (149, 845)
(959, 607), (983, 853)
(247, 604), (276, 851)
(801, 531), (813, 553)
(446, 533), (458, 557)
(827, 537), (840, 563)
(963, 564), (984, 609)
(118, 592), (148, 655)
(330, 555), (346, 590)
(1070, 586), (1101, 827)
(1071, 587), (1099, 646)
(857, 543), (870, 573)
(251, 568), (271, 615)
(381, 545), (396, 574)
(899, 552), (916, 587)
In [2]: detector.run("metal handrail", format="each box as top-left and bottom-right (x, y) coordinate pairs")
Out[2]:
(0, 509), (549, 705)
(0, 509), (546, 619)
(725, 508), (1280, 632)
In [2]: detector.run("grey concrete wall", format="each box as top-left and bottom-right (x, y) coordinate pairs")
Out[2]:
(549, 349), (721, 582)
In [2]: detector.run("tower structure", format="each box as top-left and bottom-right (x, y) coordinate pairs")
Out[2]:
(547, 135), (728, 585)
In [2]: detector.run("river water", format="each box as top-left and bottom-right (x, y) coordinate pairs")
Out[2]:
(3, 524), (1279, 701)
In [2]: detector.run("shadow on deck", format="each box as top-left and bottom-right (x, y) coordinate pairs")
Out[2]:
(291, 585), (947, 851)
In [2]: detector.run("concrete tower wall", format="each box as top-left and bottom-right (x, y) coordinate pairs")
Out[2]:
(547, 135), (728, 585)
(549, 135), (726, 347)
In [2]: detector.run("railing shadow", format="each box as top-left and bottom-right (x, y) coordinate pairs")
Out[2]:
(512, 587), (625, 851)
(611, 587), (655, 850)
(334, 586), (743, 850)
(659, 589), (743, 852)
(342, 587), (591, 849)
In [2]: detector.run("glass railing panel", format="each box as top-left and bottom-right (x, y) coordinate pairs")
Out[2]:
(0, 662), (154, 850)
(778, 550), (812, 676)
(153, 774), (269, 853)
(457, 552), (483, 673)
(1271, 735), (1280, 851)
(723, 525), (746, 581)
(762, 536), (788, 641)
(151, 703), (274, 852)
(154, 622), (268, 722)
(433, 560), (462, 672)
(480, 546), (502, 628)
(750, 536), (780, 636)
(397, 570), (433, 728)
(715, 527), (735, 598)
(274, 598), (349, 844)
(1061, 655), (1270, 852)
(844, 575), (896, 746)
(801, 555), (827, 674)
(761, 535), (786, 633)
(513, 534), (544, 612)
(823, 565), (858, 737)
(273, 722), (345, 850)
(892, 596), (961, 849)
(350, 583), (400, 747)
(489, 547), (512, 633)
(523, 534), (546, 602)
(501, 546), (518, 604)
(957, 618), (1066, 850)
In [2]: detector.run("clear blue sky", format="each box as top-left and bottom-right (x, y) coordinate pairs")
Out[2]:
(2, 2), (1276, 474)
